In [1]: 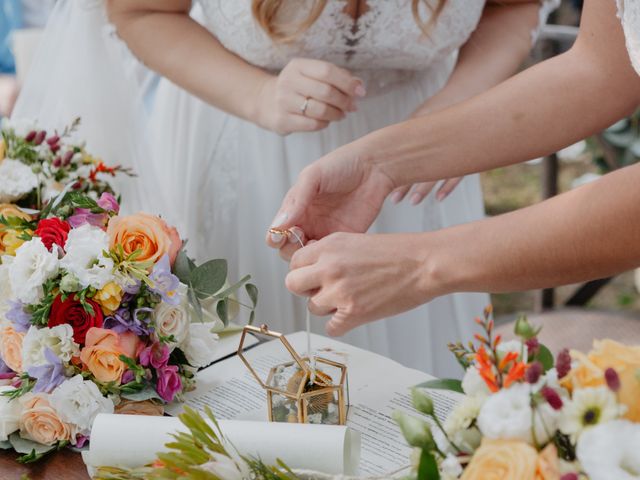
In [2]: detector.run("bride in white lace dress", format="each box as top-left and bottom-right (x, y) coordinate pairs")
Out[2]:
(99, 0), (561, 377)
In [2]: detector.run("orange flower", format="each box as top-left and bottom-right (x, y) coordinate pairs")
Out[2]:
(107, 213), (181, 267)
(19, 394), (71, 445)
(475, 346), (499, 392)
(504, 361), (527, 388)
(0, 325), (25, 373)
(80, 328), (141, 384)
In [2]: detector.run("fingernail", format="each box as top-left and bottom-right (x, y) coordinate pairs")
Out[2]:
(270, 232), (283, 244)
(436, 191), (446, 202)
(271, 212), (288, 228)
(355, 84), (366, 97)
(390, 191), (403, 204)
(410, 193), (421, 205)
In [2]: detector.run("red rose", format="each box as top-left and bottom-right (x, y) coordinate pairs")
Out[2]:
(35, 218), (70, 251)
(48, 295), (104, 346)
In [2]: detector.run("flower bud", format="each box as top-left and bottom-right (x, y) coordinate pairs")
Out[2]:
(52, 156), (62, 168)
(59, 273), (81, 293)
(556, 348), (572, 379)
(411, 388), (434, 416)
(525, 361), (543, 384)
(46, 135), (60, 146)
(62, 150), (74, 166)
(514, 315), (540, 340)
(25, 130), (36, 142)
(31, 164), (42, 174)
(392, 411), (434, 449)
(541, 386), (563, 410)
(34, 131), (46, 145)
(605, 367), (621, 392)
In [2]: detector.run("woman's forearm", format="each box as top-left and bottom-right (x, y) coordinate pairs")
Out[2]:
(107, 0), (269, 122)
(415, 1), (539, 116)
(350, 0), (640, 187)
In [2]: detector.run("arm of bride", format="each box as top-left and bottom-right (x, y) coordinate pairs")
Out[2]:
(394, 0), (543, 204)
(106, 0), (364, 135)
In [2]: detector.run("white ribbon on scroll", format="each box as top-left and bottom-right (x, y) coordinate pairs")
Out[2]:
(84, 413), (361, 476)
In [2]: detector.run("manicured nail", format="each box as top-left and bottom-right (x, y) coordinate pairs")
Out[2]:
(271, 212), (288, 228)
(410, 193), (421, 205)
(270, 232), (283, 244)
(436, 191), (446, 202)
(390, 191), (403, 204)
(355, 84), (366, 97)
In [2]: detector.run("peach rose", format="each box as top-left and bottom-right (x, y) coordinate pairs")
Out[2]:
(19, 394), (71, 445)
(114, 400), (164, 416)
(562, 340), (640, 422)
(0, 325), (25, 373)
(461, 439), (538, 480)
(80, 327), (141, 384)
(0, 204), (32, 256)
(107, 213), (181, 267)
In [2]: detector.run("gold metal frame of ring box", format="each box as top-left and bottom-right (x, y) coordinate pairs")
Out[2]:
(237, 324), (349, 425)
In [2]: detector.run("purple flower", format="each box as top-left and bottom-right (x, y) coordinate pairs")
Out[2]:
(139, 342), (170, 369)
(75, 435), (89, 449)
(156, 364), (181, 403)
(148, 255), (180, 305)
(0, 357), (15, 381)
(5, 300), (32, 332)
(121, 370), (135, 384)
(104, 306), (153, 336)
(67, 208), (107, 228)
(122, 281), (141, 296)
(27, 348), (66, 394)
(97, 192), (120, 213)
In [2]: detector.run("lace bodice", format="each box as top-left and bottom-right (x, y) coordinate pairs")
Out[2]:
(195, 0), (486, 92)
(618, 0), (640, 76)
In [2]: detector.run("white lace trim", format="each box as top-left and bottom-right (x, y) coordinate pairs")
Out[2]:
(617, 0), (640, 76)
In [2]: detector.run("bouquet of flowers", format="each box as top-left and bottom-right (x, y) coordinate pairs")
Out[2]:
(0, 117), (131, 215)
(0, 122), (256, 463)
(395, 306), (640, 480)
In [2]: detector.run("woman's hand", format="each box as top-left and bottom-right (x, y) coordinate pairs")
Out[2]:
(285, 232), (440, 336)
(254, 58), (366, 135)
(266, 146), (395, 259)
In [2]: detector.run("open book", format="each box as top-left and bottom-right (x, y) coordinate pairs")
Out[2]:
(166, 331), (463, 477)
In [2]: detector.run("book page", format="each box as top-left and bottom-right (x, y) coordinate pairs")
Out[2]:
(167, 332), (463, 476)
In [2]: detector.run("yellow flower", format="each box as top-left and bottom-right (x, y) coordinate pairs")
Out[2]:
(0, 204), (31, 256)
(562, 340), (640, 422)
(461, 439), (560, 480)
(0, 139), (5, 162)
(94, 282), (123, 315)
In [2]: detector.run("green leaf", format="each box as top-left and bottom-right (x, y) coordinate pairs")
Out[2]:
(190, 259), (227, 299)
(173, 250), (195, 285)
(245, 283), (258, 308)
(9, 432), (58, 456)
(188, 287), (203, 322)
(417, 449), (440, 480)
(212, 275), (251, 299)
(249, 310), (256, 326)
(121, 388), (162, 402)
(216, 299), (229, 327)
(415, 378), (464, 394)
(0, 440), (11, 450)
(536, 344), (554, 372)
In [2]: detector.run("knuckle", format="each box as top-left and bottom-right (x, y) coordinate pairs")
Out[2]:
(317, 83), (332, 98)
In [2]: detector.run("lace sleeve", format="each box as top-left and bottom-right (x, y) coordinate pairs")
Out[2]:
(531, 0), (561, 44)
(617, 0), (640, 76)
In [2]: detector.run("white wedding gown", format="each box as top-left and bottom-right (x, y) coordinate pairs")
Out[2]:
(144, 0), (560, 378)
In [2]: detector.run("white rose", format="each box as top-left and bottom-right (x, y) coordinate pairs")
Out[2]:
(461, 366), (490, 398)
(60, 224), (114, 290)
(577, 420), (640, 480)
(50, 375), (114, 440)
(9, 238), (59, 305)
(0, 386), (22, 441)
(183, 323), (220, 368)
(444, 395), (484, 453)
(441, 454), (463, 480)
(0, 159), (39, 204)
(154, 284), (189, 346)
(477, 383), (559, 445)
(0, 257), (14, 324)
(22, 325), (79, 370)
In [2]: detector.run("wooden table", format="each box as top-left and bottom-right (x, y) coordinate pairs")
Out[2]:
(0, 449), (89, 480)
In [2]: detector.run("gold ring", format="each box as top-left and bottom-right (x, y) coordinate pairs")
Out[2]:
(300, 97), (310, 115)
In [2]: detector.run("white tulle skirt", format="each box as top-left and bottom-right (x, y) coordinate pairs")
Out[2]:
(147, 58), (489, 378)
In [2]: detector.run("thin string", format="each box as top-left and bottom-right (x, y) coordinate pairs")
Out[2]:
(271, 227), (317, 383)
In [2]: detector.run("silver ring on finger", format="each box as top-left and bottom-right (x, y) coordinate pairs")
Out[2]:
(300, 97), (310, 116)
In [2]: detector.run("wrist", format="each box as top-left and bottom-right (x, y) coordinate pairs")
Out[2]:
(244, 72), (276, 127)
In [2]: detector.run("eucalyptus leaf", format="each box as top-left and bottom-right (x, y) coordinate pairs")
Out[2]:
(246, 283), (259, 308)
(213, 275), (251, 299)
(0, 440), (11, 450)
(173, 250), (195, 284)
(188, 287), (203, 323)
(249, 310), (256, 326)
(190, 259), (227, 299)
(536, 344), (554, 372)
(9, 432), (57, 455)
(414, 378), (464, 394)
(216, 299), (229, 327)
(121, 388), (163, 402)
(602, 129), (636, 148)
